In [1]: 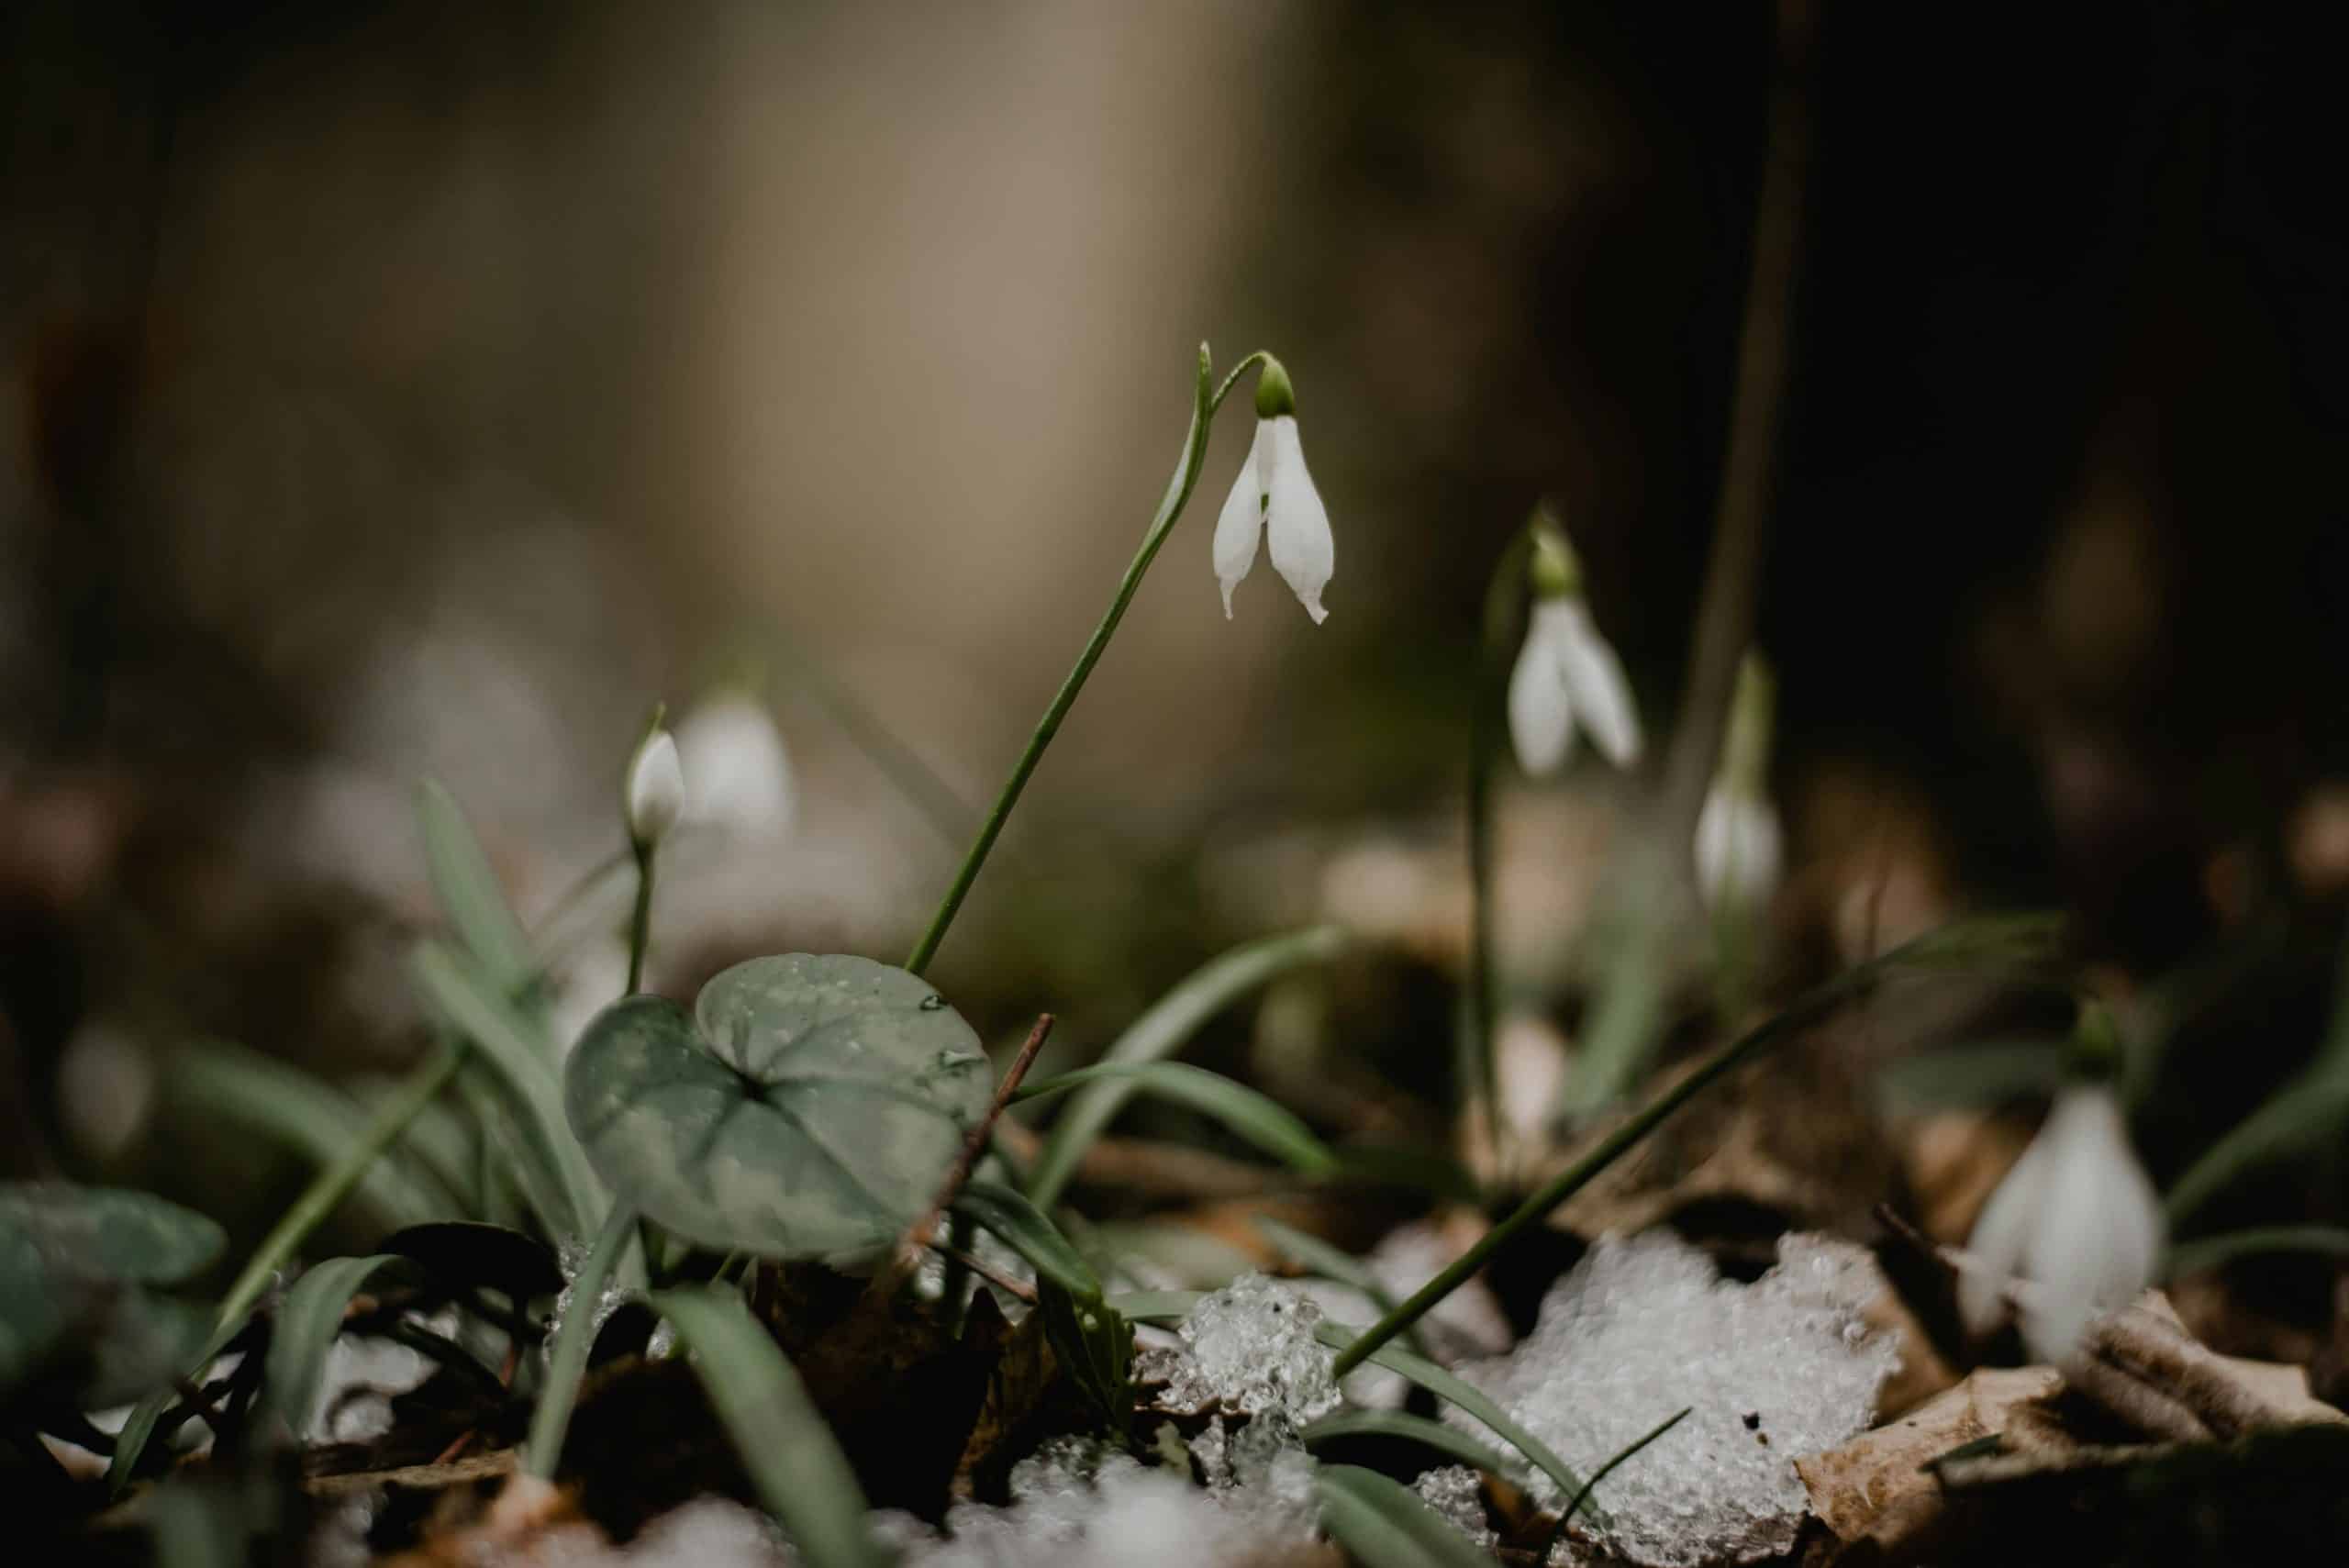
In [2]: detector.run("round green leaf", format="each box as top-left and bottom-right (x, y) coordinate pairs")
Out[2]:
(563, 954), (991, 1259)
(0, 1182), (226, 1285)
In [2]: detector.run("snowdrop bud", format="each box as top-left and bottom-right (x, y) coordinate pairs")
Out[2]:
(1958, 1078), (2164, 1366)
(674, 692), (795, 838)
(1695, 782), (1783, 911)
(1212, 355), (1332, 623)
(623, 724), (685, 848)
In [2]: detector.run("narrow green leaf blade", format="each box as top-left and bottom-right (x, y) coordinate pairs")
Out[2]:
(1303, 1409), (1525, 1481)
(1015, 1062), (1336, 1179)
(416, 780), (538, 1001)
(950, 1180), (1100, 1300)
(263, 1253), (413, 1437)
(648, 1285), (891, 1568)
(1027, 927), (1345, 1209)
(171, 1044), (460, 1228)
(2164, 1224), (2349, 1278)
(412, 940), (603, 1238)
(1314, 1464), (1498, 1568)
(1874, 1041), (2069, 1111)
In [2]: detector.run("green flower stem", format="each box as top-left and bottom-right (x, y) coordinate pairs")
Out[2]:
(1330, 921), (1996, 1377)
(211, 1039), (469, 1342)
(523, 1198), (639, 1480)
(903, 346), (1264, 977)
(626, 839), (656, 994)
(1464, 524), (1537, 1187)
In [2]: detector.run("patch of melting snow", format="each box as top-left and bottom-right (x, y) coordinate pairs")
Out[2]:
(1456, 1229), (1896, 1567)
(1414, 1465), (1497, 1551)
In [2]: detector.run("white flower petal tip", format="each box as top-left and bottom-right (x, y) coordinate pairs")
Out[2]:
(1695, 784), (1784, 911)
(1212, 414), (1331, 625)
(675, 694), (796, 839)
(623, 728), (685, 847)
(1960, 1084), (2165, 1366)
(1508, 596), (1642, 775)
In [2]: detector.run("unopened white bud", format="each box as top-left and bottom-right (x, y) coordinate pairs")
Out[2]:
(624, 727), (685, 847)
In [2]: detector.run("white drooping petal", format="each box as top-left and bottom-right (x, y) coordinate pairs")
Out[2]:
(1695, 782), (1784, 911)
(1958, 1083), (2163, 1364)
(1508, 600), (1577, 775)
(674, 694), (795, 838)
(1957, 1123), (2050, 1336)
(623, 728), (685, 846)
(1551, 598), (1643, 767)
(2014, 1085), (2164, 1364)
(1262, 416), (1332, 624)
(1212, 421), (1273, 618)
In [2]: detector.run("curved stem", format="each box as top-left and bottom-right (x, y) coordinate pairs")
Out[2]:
(905, 344), (1243, 976)
(625, 840), (656, 994)
(1464, 524), (1536, 1187)
(523, 1198), (639, 1480)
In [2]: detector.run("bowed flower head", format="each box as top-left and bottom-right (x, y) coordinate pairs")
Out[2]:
(674, 691), (796, 839)
(1958, 1019), (2163, 1365)
(1213, 357), (1333, 623)
(1506, 525), (1642, 774)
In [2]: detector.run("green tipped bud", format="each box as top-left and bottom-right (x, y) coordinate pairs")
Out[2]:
(1720, 650), (1776, 792)
(2072, 996), (2124, 1079)
(1252, 355), (1297, 419)
(1527, 512), (1583, 599)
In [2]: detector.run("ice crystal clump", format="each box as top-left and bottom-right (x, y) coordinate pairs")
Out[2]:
(900, 1462), (1304, 1568)
(1457, 1229), (1895, 1568)
(1153, 1273), (1340, 1425)
(1414, 1466), (1497, 1550)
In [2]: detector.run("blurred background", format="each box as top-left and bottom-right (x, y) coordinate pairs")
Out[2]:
(3, 1), (2343, 1252)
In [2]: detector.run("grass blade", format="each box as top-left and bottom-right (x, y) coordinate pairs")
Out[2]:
(1314, 1463), (1498, 1568)
(2164, 1225), (2349, 1278)
(263, 1253), (413, 1437)
(1559, 1407), (1689, 1529)
(1015, 1062), (1336, 1179)
(1026, 926), (1347, 1209)
(1302, 1409), (1524, 1481)
(1252, 1216), (1429, 1359)
(949, 1180), (1101, 1301)
(416, 781), (538, 1002)
(172, 1043), (461, 1228)
(411, 940), (603, 1239)
(1873, 1041), (2068, 1111)
(523, 1201), (637, 1480)
(649, 1285), (891, 1568)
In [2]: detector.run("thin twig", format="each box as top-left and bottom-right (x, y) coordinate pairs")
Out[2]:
(928, 1240), (1038, 1305)
(877, 1014), (1055, 1294)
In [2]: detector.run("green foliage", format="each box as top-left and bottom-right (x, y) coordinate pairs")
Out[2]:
(1014, 1062), (1336, 1179)
(1874, 1040), (2071, 1111)
(565, 954), (991, 1259)
(261, 1253), (415, 1438)
(1314, 1464), (1499, 1568)
(950, 1180), (1100, 1301)
(1035, 1279), (1135, 1432)
(416, 778), (540, 1006)
(648, 1285), (893, 1568)
(0, 1183), (225, 1410)
(524, 1202), (639, 1480)
(1024, 926), (1346, 1209)
(1302, 1409), (1525, 1481)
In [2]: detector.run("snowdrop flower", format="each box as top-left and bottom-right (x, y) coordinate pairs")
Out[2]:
(1695, 651), (1782, 910)
(1506, 526), (1642, 773)
(623, 722), (684, 848)
(1958, 1060), (2164, 1365)
(1213, 357), (1333, 623)
(674, 691), (795, 838)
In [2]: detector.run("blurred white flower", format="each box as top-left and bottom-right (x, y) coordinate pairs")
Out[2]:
(623, 726), (685, 847)
(1694, 652), (1782, 910)
(1213, 361), (1332, 623)
(1958, 1083), (2164, 1364)
(1696, 784), (1783, 912)
(1506, 597), (1642, 774)
(675, 693), (795, 838)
